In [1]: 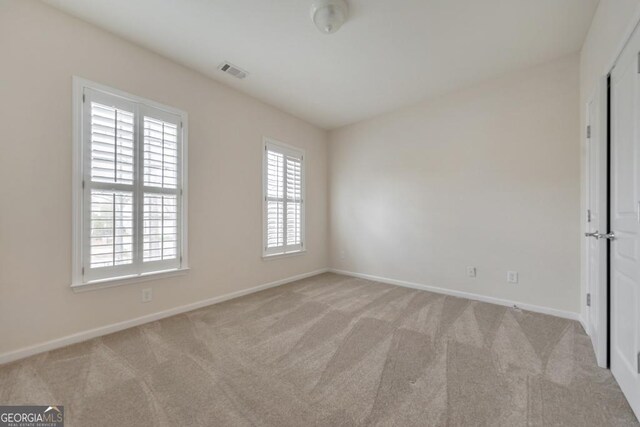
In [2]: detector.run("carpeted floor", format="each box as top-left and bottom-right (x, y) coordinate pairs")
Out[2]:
(0, 273), (637, 426)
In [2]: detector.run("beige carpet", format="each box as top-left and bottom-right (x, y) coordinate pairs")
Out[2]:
(0, 273), (637, 426)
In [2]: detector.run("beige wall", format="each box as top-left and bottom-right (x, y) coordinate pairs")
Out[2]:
(579, 0), (640, 321)
(3, 0), (628, 358)
(0, 0), (328, 355)
(329, 55), (581, 314)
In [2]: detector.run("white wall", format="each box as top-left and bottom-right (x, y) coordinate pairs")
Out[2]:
(0, 0), (328, 356)
(329, 55), (581, 314)
(579, 0), (640, 321)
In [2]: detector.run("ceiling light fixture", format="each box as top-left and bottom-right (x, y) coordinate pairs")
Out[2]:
(310, 0), (348, 35)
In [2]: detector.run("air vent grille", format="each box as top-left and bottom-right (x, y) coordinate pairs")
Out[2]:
(218, 62), (248, 79)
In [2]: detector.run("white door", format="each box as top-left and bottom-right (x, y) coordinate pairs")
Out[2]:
(585, 83), (608, 368)
(610, 23), (640, 421)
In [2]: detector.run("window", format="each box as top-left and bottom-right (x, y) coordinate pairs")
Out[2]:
(263, 138), (305, 257)
(72, 78), (188, 287)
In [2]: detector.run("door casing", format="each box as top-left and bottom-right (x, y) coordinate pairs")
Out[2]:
(584, 79), (609, 368)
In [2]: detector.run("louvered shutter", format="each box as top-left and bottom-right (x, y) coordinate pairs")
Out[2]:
(264, 140), (304, 256)
(266, 150), (285, 249)
(140, 107), (181, 272)
(81, 88), (183, 283)
(286, 155), (302, 246)
(83, 89), (138, 281)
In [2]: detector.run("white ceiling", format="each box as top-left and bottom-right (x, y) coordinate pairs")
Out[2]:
(44, 0), (599, 129)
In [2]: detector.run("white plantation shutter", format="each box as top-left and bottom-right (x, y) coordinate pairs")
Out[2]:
(143, 194), (178, 262)
(141, 109), (181, 270)
(89, 190), (134, 268)
(286, 155), (302, 246)
(266, 150), (285, 248)
(79, 85), (185, 284)
(90, 103), (134, 185)
(264, 140), (304, 256)
(143, 117), (178, 189)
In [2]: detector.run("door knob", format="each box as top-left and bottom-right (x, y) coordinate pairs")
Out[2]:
(597, 232), (616, 241)
(585, 231), (600, 239)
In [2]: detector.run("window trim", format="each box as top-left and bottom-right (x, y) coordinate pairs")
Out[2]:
(262, 137), (306, 259)
(71, 77), (189, 288)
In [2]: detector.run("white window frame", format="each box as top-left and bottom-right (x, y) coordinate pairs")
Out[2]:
(71, 77), (189, 289)
(262, 137), (306, 258)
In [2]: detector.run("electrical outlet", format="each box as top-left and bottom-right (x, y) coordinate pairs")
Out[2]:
(507, 271), (519, 284)
(340, 250), (346, 260)
(142, 288), (152, 303)
(466, 266), (476, 278)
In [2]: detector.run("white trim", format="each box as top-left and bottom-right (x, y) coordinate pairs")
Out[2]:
(329, 269), (581, 321)
(71, 268), (190, 293)
(72, 76), (189, 287)
(73, 76), (187, 116)
(263, 136), (304, 155)
(582, 81), (609, 368)
(578, 316), (588, 334)
(262, 250), (307, 261)
(0, 268), (329, 366)
(71, 77), (83, 287)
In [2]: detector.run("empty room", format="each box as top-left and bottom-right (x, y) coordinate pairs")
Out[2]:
(1, 0), (640, 425)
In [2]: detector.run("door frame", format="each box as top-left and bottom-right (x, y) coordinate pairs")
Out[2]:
(583, 8), (640, 369)
(584, 79), (609, 368)
(608, 21), (640, 420)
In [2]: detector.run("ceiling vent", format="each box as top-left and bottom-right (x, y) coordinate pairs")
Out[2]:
(218, 62), (248, 80)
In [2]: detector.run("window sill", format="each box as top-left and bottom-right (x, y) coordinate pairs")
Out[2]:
(71, 268), (190, 293)
(262, 250), (306, 261)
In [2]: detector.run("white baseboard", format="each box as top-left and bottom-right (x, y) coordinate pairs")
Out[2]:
(0, 268), (329, 365)
(330, 268), (581, 322)
(2, 267), (581, 365)
(578, 316), (588, 334)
